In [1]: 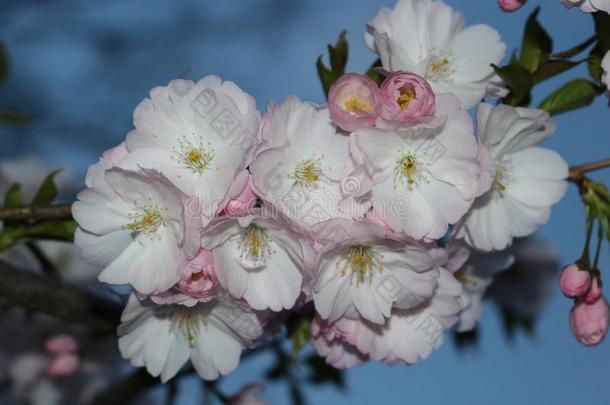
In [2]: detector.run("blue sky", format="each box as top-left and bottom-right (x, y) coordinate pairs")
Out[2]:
(1, 0), (609, 404)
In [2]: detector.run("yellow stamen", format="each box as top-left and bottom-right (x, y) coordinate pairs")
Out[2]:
(397, 85), (417, 111)
(394, 153), (426, 190)
(344, 97), (373, 113)
(172, 308), (201, 346)
(337, 245), (384, 285)
(237, 224), (274, 266)
(292, 159), (322, 189)
(123, 201), (167, 237)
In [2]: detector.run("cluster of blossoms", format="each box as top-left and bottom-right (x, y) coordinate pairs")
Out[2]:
(73, 0), (570, 380)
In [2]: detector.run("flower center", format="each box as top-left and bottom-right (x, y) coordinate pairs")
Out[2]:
(425, 54), (453, 82)
(397, 84), (417, 111)
(172, 307), (202, 346)
(394, 152), (427, 190)
(123, 201), (168, 238)
(337, 245), (384, 285)
(291, 158), (322, 189)
(491, 158), (514, 196)
(344, 97), (373, 114)
(237, 224), (275, 267)
(172, 135), (214, 174)
(455, 266), (478, 291)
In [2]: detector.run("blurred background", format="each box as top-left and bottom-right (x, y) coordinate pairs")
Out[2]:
(0, 0), (609, 404)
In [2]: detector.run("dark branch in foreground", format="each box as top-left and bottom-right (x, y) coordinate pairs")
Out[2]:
(0, 259), (121, 335)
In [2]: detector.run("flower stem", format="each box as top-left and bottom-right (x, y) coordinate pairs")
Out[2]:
(568, 158), (610, 183)
(593, 219), (603, 270)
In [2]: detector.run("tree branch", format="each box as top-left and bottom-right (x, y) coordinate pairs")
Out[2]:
(0, 203), (73, 222)
(0, 259), (121, 335)
(568, 158), (610, 183)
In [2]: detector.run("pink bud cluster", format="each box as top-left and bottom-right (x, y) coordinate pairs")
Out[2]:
(560, 262), (609, 346)
(328, 71), (436, 132)
(44, 334), (80, 377)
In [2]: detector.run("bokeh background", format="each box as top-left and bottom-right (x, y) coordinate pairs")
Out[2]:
(1, 0), (609, 404)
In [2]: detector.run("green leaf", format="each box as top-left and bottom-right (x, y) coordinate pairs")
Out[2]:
(23, 220), (77, 242)
(0, 226), (25, 252)
(588, 42), (604, 83)
(3, 183), (22, 209)
(288, 316), (312, 362)
(317, 31), (349, 98)
(519, 7), (553, 73)
(492, 63), (533, 106)
(31, 170), (61, 207)
(366, 58), (384, 85)
(539, 79), (601, 115)
(532, 59), (582, 85)
(329, 31), (348, 73)
(551, 36), (596, 59)
(0, 110), (29, 125)
(0, 41), (7, 84)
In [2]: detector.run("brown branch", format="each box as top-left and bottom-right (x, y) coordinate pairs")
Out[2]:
(0, 203), (73, 222)
(568, 158), (610, 183)
(0, 259), (121, 336)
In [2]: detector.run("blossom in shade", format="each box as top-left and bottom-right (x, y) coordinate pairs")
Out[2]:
(201, 213), (310, 311)
(351, 268), (464, 364)
(44, 335), (79, 356)
(559, 262), (592, 298)
(365, 0), (506, 108)
(569, 296), (610, 347)
(378, 71), (436, 127)
(118, 294), (262, 382)
(47, 354), (80, 378)
(328, 74), (382, 132)
(455, 103), (568, 251)
(228, 383), (269, 405)
(561, 0), (610, 13)
(448, 241), (515, 332)
(73, 168), (201, 294)
(312, 219), (443, 324)
(119, 76), (260, 220)
(350, 94), (480, 241)
(488, 237), (560, 321)
(310, 316), (368, 369)
(498, 0), (527, 12)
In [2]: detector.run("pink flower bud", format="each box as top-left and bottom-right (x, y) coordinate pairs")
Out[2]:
(378, 71), (435, 126)
(585, 276), (603, 304)
(44, 334), (79, 355)
(328, 73), (381, 132)
(177, 249), (218, 300)
(498, 0), (527, 12)
(225, 184), (257, 217)
(559, 263), (591, 298)
(570, 297), (610, 346)
(47, 353), (80, 377)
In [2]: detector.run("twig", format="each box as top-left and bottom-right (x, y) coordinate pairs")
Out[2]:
(0, 259), (121, 335)
(0, 204), (72, 222)
(568, 158), (610, 183)
(25, 241), (58, 276)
